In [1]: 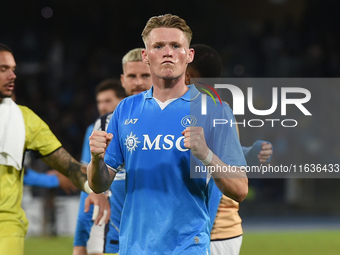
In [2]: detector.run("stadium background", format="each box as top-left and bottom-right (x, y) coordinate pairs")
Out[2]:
(1, 0), (340, 254)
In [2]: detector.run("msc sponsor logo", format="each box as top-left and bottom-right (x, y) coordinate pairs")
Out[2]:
(142, 134), (188, 152)
(125, 132), (141, 154)
(124, 133), (188, 153)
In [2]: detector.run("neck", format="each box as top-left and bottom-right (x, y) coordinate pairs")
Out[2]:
(0, 97), (13, 104)
(152, 74), (188, 102)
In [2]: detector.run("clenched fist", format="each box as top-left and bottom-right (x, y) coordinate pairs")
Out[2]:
(89, 130), (113, 160)
(182, 127), (210, 161)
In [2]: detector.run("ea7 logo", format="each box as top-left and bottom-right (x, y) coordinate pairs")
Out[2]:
(124, 119), (138, 125)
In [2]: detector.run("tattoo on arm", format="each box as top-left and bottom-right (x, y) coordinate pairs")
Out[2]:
(41, 147), (87, 191)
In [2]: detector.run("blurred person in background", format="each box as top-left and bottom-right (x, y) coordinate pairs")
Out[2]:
(73, 47), (152, 255)
(186, 44), (273, 255)
(0, 43), (109, 255)
(24, 168), (77, 193)
(11, 91), (78, 194)
(73, 79), (126, 255)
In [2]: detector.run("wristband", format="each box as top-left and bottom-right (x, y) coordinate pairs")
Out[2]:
(201, 149), (213, 165)
(84, 180), (93, 194)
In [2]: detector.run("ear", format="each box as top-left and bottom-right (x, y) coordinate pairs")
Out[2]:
(187, 48), (195, 64)
(120, 74), (125, 88)
(142, 49), (149, 65)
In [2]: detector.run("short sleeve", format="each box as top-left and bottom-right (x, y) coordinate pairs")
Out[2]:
(19, 106), (62, 157)
(211, 104), (246, 167)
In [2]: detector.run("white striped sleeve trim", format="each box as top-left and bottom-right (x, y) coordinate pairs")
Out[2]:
(106, 164), (120, 173)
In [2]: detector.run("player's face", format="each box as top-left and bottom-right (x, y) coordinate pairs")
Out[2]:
(96, 90), (121, 115)
(120, 61), (152, 96)
(0, 51), (16, 101)
(142, 27), (194, 81)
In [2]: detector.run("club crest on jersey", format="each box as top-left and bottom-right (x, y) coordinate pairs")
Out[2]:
(181, 115), (197, 127)
(125, 132), (141, 154)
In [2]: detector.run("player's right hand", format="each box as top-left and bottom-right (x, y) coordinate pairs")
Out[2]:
(89, 130), (113, 160)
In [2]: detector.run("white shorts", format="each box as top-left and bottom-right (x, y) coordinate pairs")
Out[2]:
(210, 235), (243, 255)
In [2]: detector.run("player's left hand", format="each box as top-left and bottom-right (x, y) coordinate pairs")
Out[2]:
(258, 142), (273, 163)
(84, 192), (111, 226)
(182, 127), (210, 161)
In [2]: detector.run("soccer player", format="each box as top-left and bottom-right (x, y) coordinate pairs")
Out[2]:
(0, 43), (109, 255)
(73, 79), (126, 255)
(186, 44), (273, 255)
(87, 14), (248, 254)
(120, 48), (152, 96)
(74, 49), (152, 255)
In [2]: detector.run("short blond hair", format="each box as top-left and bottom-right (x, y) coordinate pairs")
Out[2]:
(141, 14), (192, 45)
(122, 48), (143, 69)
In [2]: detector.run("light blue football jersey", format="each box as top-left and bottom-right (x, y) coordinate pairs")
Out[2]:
(74, 114), (125, 253)
(105, 85), (246, 255)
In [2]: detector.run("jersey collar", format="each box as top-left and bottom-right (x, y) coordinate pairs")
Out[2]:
(181, 84), (200, 102)
(144, 84), (200, 102)
(145, 87), (153, 99)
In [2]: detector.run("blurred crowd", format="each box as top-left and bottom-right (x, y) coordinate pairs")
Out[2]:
(2, 0), (340, 210)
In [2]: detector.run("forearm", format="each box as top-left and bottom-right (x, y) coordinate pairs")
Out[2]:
(41, 147), (87, 191)
(182, 126), (248, 201)
(87, 158), (115, 193)
(73, 246), (88, 255)
(208, 153), (248, 202)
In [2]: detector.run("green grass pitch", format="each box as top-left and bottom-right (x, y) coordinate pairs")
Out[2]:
(24, 230), (340, 255)
(240, 230), (340, 255)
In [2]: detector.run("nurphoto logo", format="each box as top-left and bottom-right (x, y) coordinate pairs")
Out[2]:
(195, 78), (312, 128)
